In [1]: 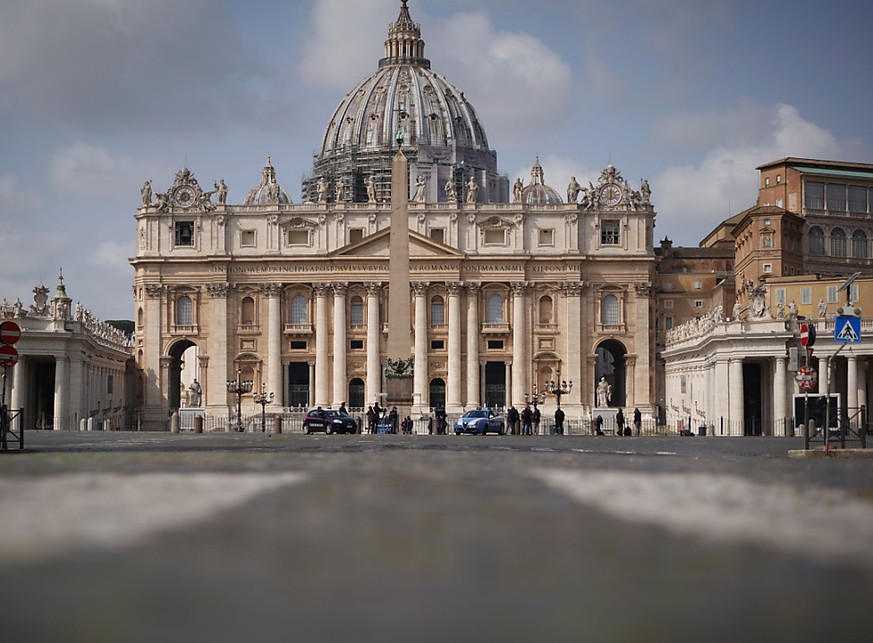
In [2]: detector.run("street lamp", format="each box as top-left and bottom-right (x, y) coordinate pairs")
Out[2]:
(524, 383), (546, 436)
(227, 369), (253, 433)
(253, 383), (275, 433)
(544, 370), (573, 410)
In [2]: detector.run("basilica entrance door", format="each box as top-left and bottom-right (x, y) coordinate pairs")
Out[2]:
(484, 362), (506, 409)
(595, 340), (627, 408)
(287, 363), (310, 409)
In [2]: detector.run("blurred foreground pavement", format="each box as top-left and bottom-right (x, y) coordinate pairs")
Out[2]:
(1, 432), (871, 643)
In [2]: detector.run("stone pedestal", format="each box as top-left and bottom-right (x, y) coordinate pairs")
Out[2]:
(592, 408), (618, 434)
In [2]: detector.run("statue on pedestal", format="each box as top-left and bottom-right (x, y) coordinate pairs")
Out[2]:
(596, 377), (612, 408)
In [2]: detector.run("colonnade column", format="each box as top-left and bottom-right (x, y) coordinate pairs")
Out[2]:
(265, 284), (283, 408)
(314, 284), (330, 407)
(206, 283), (230, 409)
(563, 283), (582, 411)
(412, 283), (428, 412)
(819, 357), (830, 395)
(332, 283), (348, 408)
(466, 285), (480, 408)
(10, 357), (25, 431)
(366, 283), (383, 409)
(69, 355), (83, 428)
(858, 360), (867, 412)
(53, 357), (68, 431)
(446, 282), (462, 412)
(511, 282), (527, 407)
(729, 358), (744, 437)
(774, 356), (788, 437)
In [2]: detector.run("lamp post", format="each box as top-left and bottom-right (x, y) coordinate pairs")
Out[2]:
(253, 383), (274, 433)
(544, 370), (573, 410)
(227, 369), (253, 433)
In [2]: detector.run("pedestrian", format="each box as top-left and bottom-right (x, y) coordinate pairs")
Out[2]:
(389, 406), (399, 433)
(435, 405), (447, 435)
(616, 408), (625, 436)
(633, 408), (642, 436)
(508, 406), (519, 435)
(554, 407), (565, 435)
(339, 401), (348, 415)
(594, 415), (604, 436)
(428, 416), (434, 435)
(521, 405), (533, 436)
(532, 405), (541, 436)
(366, 405), (377, 433)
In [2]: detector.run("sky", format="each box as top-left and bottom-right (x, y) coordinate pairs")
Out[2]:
(1, 0), (872, 321)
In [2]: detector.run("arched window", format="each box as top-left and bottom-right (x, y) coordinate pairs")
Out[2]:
(809, 226), (825, 256)
(431, 296), (445, 326)
(539, 296), (553, 325)
(852, 229), (868, 259)
(831, 227), (847, 257)
(350, 296), (364, 326)
(601, 294), (619, 326)
(290, 295), (308, 325)
(137, 308), (144, 328)
(241, 297), (255, 326)
(176, 296), (193, 326)
(429, 378), (446, 410)
(487, 294), (504, 324)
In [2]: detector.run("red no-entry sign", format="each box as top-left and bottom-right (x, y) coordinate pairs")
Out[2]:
(0, 344), (18, 368)
(0, 320), (21, 346)
(800, 323), (816, 348)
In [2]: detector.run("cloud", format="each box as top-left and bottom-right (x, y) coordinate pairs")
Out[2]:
(50, 142), (170, 202)
(0, 175), (41, 212)
(93, 240), (136, 269)
(653, 104), (855, 245)
(0, 0), (266, 133)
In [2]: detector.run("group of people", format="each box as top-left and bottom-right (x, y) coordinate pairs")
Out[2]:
(592, 408), (643, 436)
(365, 403), (415, 434)
(506, 404), (567, 435)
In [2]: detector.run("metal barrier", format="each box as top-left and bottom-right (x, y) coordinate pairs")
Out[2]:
(1, 407), (24, 451)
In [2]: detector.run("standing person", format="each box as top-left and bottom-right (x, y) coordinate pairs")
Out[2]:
(339, 401), (348, 415)
(594, 415), (604, 436)
(508, 406), (519, 435)
(428, 416), (434, 435)
(616, 408), (625, 436)
(554, 407), (565, 435)
(389, 406), (399, 434)
(532, 405), (541, 436)
(435, 405), (447, 435)
(366, 406), (377, 434)
(521, 405), (533, 436)
(633, 408), (642, 436)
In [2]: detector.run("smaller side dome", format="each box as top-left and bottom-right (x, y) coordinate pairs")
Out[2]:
(245, 157), (291, 206)
(520, 158), (563, 206)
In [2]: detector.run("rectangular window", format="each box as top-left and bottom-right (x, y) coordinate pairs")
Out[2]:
(538, 228), (555, 247)
(290, 340), (307, 351)
(848, 186), (868, 214)
(665, 316), (674, 330)
(693, 300), (705, 309)
(431, 300), (445, 326)
(350, 302), (364, 326)
(694, 281), (703, 289)
(827, 286), (838, 304)
(287, 230), (309, 246)
(484, 229), (506, 245)
(680, 375), (687, 394)
(429, 228), (445, 244)
(240, 230), (256, 247)
(775, 289), (786, 304)
(175, 222), (194, 247)
(851, 284), (860, 304)
(487, 340), (504, 350)
(826, 184), (847, 213)
(350, 340), (364, 351)
(801, 287), (812, 305)
(107, 374), (114, 395)
(601, 221), (621, 246)
(763, 264), (773, 274)
(805, 182), (825, 210)
(431, 340), (445, 351)
(349, 228), (364, 245)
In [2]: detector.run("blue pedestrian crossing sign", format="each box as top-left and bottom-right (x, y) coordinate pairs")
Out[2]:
(835, 316), (861, 343)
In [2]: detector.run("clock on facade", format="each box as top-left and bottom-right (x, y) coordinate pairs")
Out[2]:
(600, 184), (622, 207)
(174, 186), (197, 208)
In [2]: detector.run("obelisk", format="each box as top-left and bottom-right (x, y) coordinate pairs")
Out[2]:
(384, 132), (415, 416)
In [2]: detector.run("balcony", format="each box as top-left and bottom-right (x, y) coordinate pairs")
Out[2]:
(481, 323), (511, 336)
(284, 324), (314, 336)
(171, 325), (199, 336)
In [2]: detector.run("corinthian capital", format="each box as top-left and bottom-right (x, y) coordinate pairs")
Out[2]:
(207, 283), (232, 299)
(261, 283), (283, 299)
(510, 282), (529, 297)
(411, 282), (430, 296)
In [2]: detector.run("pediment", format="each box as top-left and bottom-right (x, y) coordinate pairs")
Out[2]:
(332, 229), (464, 259)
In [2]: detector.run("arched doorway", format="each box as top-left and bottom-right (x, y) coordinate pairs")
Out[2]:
(169, 340), (199, 410)
(595, 340), (627, 408)
(348, 378), (365, 410)
(429, 378), (446, 410)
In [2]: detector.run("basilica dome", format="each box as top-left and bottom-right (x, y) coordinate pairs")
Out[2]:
(304, 1), (508, 204)
(519, 158), (564, 206)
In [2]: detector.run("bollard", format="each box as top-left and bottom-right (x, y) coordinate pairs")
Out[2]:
(170, 412), (180, 434)
(273, 416), (282, 435)
(195, 416), (203, 434)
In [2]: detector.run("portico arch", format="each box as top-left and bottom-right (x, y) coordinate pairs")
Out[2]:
(168, 340), (199, 410)
(595, 339), (627, 408)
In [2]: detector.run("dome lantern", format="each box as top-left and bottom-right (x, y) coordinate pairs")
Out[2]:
(379, 0), (430, 69)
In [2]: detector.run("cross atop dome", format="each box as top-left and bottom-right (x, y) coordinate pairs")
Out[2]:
(380, 0), (430, 69)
